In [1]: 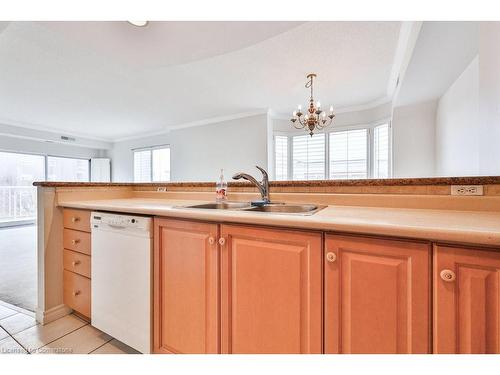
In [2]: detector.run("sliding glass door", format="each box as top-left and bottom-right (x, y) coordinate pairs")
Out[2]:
(0, 152), (90, 225)
(47, 156), (90, 182)
(0, 151), (45, 225)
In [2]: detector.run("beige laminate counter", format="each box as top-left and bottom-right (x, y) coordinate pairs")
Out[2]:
(56, 198), (500, 247)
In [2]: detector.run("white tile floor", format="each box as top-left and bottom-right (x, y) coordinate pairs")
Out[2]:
(0, 302), (139, 354)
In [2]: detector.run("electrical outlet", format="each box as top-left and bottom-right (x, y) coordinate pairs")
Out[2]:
(156, 187), (167, 192)
(451, 185), (484, 196)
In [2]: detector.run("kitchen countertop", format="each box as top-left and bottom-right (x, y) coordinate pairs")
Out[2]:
(58, 198), (500, 247)
(34, 175), (500, 188)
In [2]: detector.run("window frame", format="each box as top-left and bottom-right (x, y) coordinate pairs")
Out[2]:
(273, 119), (392, 180)
(132, 144), (171, 183)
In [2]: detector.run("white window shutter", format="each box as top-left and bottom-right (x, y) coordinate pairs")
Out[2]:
(152, 148), (171, 182)
(292, 134), (325, 180)
(274, 135), (288, 180)
(329, 129), (368, 179)
(134, 146), (171, 183)
(133, 150), (152, 182)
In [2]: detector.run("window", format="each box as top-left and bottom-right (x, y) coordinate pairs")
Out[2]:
(134, 150), (152, 183)
(330, 129), (368, 179)
(373, 124), (389, 178)
(152, 148), (171, 182)
(0, 152), (45, 223)
(274, 122), (391, 180)
(47, 156), (89, 182)
(133, 146), (171, 182)
(274, 135), (288, 180)
(292, 134), (325, 180)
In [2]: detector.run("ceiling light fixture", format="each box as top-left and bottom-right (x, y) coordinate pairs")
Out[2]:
(290, 73), (335, 136)
(127, 21), (149, 27)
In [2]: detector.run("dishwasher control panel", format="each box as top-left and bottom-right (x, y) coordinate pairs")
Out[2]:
(91, 212), (152, 232)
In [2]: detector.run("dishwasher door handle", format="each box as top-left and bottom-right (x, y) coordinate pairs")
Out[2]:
(108, 224), (127, 230)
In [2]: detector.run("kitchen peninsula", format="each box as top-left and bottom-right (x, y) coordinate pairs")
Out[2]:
(34, 176), (500, 354)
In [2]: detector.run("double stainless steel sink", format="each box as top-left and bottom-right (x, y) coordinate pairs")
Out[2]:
(181, 202), (326, 215)
(181, 168), (326, 215)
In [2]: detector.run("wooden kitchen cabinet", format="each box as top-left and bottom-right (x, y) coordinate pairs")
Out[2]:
(220, 224), (322, 354)
(153, 218), (220, 354)
(153, 220), (322, 354)
(62, 208), (92, 319)
(324, 234), (431, 354)
(434, 245), (500, 354)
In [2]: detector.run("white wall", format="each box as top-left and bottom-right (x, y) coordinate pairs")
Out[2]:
(478, 23), (500, 175)
(435, 57), (479, 176)
(111, 114), (269, 182)
(395, 23), (500, 178)
(392, 100), (437, 177)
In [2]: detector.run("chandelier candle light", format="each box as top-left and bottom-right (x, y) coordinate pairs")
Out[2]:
(290, 73), (335, 136)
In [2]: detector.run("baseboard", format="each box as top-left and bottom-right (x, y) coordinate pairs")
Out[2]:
(0, 300), (35, 317)
(36, 304), (72, 325)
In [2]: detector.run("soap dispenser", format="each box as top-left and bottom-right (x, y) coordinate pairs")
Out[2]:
(216, 169), (228, 202)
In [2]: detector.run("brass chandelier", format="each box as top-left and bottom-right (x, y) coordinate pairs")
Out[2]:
(290, 73), (335, 136)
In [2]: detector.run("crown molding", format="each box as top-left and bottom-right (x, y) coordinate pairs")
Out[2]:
(0, 119), (113, 150)
(0, 116), (113, 144)
(0, 110), (270, 146)
(112, 109), (269, 143)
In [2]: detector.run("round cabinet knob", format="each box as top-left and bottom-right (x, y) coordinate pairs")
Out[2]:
(72, 260), (81, 267)
(73, 290), (81, 297)
(208, 237), (215, 245)
(218, 237), (226, 246)
(71, 217), (80, 223)
(71, 239), (81, 245)
(326, 252), (337, 263)
(440, 269), (456, 282)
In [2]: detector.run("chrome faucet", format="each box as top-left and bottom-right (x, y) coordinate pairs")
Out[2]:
(232, 166), (270, 204)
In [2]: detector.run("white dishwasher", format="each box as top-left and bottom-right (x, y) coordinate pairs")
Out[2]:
(91, 212), (153, 354)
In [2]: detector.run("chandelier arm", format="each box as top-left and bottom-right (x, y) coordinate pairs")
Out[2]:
(292, 120), (305, 130)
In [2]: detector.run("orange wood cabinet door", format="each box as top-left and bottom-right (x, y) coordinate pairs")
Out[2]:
(325, 235), (430, 353)
(220, 224), (322, 354)
(434, 245), (500, 354)
(154, 218), (219, 354)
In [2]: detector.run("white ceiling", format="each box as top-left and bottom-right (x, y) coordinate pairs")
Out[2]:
(0, 21), (402, 141)
(396, 21), (479, 107)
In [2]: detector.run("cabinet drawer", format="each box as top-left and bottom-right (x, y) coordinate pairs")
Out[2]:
(63, 270), (91, 318)
(63, 229), (91, 255)
(63, 209), (91, 232)
(63, 249), (91, 278)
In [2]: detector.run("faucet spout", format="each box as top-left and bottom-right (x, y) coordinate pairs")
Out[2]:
(232, 166), (270, 204)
